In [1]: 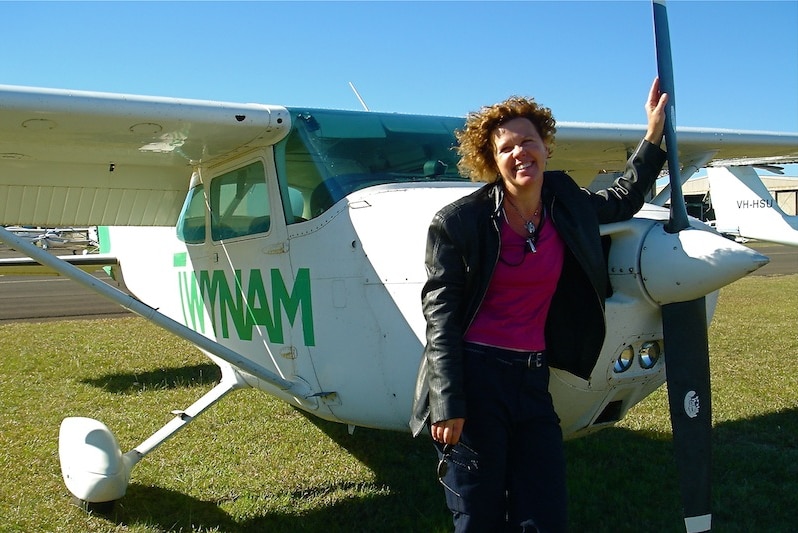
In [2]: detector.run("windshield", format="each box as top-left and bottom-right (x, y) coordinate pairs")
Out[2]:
(274, 108), (467, 220)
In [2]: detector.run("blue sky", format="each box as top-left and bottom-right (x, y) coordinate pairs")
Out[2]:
(3, 0), (797, 134)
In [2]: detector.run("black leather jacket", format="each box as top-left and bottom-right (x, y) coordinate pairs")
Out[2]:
(410, 139), (666, 436)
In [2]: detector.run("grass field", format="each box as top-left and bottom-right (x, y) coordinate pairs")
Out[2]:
(1, 274), (796, 532)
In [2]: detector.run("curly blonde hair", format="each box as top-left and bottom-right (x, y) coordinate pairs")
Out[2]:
(455, 96), (557, 183)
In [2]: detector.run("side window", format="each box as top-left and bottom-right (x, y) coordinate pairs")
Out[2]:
(176, 184), (206, 244)
(210, 161), (271, 241)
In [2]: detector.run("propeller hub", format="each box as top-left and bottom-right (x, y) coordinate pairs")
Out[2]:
(641, 225), (769, 304)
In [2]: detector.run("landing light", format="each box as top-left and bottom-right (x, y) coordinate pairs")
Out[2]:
(639, 341), (661, 369)
(613, 346), (635, 373)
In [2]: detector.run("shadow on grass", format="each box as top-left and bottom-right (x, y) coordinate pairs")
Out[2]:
(102, 422), (449, 533)
(97, 484), (235, 530)
(81, 363), (221, 393)
(566, 407), (798, 532)
(94, 406), (797, 532)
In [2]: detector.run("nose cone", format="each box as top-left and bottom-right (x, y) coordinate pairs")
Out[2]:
(641, 226), (769, 305)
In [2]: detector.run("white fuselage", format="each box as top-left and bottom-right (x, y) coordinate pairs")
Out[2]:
(104, 182), (759, 439)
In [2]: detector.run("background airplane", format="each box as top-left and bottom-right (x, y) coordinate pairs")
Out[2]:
(707, 165), (798, 247)
(1, 226), (97, 252)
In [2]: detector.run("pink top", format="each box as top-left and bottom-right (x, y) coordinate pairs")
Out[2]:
(464, 213), (565, 351)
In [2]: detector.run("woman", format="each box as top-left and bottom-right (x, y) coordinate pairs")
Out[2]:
(410, 79), (668, 532)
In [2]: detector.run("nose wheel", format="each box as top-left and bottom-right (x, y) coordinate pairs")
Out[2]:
(70, 495), (117, 516)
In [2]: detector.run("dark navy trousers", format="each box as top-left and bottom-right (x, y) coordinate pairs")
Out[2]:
(435, 343), (568, 533)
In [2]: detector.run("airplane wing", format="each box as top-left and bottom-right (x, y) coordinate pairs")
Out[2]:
(551, 123), (798, 185)
(2, 84), (797, 228)
(0, 85), (290, 227)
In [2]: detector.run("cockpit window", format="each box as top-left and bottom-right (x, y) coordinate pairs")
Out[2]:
(210, 160), (271, 241)
(274, 109), (467, 220)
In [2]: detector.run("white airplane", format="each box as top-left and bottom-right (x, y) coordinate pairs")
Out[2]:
(1, 225), (97, 251)
(0, 5), (795, 530)
(706, 165), (798, 246)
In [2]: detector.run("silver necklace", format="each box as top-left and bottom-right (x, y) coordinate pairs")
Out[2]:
(504, 197), (542, 253)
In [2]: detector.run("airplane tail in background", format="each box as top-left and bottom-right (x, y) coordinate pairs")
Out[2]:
(707, 166), (798, 247)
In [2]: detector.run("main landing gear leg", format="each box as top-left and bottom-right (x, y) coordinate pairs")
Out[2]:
(59, 368), (247, 511)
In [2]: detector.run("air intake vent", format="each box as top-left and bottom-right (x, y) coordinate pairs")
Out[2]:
(595, 400), (623, 424)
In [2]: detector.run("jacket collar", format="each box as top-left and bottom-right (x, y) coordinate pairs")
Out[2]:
(487, 181), (504, 218)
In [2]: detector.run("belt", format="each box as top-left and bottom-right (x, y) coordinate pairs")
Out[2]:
(494, 350), (546, 369)
(464, 343), (546, 369)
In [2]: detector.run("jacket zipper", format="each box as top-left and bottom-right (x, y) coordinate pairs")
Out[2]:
(463, 187), (503, 334)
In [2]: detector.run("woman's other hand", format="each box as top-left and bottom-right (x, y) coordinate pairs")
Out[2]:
(431, 418), (465, 445)
(645, 77), (668, 146)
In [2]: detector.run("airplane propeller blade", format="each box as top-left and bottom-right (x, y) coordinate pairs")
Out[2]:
(653, 0), (688, 235)
(653, 1), (713, 532)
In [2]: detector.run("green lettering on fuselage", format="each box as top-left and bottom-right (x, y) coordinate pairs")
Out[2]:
(177, 267), (314, 345)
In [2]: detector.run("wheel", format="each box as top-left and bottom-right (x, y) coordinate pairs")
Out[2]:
(70, 495), (117, 516)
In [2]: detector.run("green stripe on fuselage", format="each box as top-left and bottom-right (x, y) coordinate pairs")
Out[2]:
(173, 252), (187, 267)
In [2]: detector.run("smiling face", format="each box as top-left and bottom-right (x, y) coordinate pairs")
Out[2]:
(492, 117), (549, 197)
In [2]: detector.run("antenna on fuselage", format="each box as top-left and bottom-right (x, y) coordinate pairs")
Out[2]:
(348, 81), (370, 111)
